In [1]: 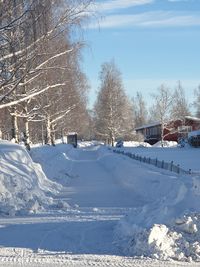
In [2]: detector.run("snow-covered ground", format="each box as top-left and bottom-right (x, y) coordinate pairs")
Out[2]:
(0, 140), (200, 266)
(120, 141), (200, 172)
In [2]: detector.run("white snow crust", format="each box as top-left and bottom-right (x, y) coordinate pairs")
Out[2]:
(0, 140), (62, 216)
(0, 140), (200, 265)
(113, 141), (200, 261)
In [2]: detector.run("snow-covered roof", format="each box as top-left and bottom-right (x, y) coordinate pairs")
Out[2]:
(135, 122), (161, 131)
(67, 132), (77, 135)
(185, 116), (200, 122)
(135, 116), (200, 131)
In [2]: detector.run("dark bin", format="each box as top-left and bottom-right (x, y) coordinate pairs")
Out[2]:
(67, 133), (78, 148)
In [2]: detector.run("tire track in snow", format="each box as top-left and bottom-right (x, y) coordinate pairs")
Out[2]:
(0, 249), (196, 267)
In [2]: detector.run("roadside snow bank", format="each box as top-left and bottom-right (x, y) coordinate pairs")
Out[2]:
(31, 143), (106, 185)
(122, 141), (151, 148)
(102, 147), (200, 261)
(114, 171), (200, 262)
(0, 141), (62, 216)
(78, 141), (104, 148)
(115, 213), (200, 261)
(153, 141), (178, 148)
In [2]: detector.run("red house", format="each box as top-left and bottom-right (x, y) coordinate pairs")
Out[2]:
(135, 116), (200, 145)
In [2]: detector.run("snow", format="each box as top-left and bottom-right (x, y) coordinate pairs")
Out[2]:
(185, 116), (200, 122)
(111, 141), (200, 261)
(117, 141), (199, 172)
(153, 141), (178, 147)
(0, 140), (62, 215)
(0, 140), (200, 265)
(122, 141), (151, 147)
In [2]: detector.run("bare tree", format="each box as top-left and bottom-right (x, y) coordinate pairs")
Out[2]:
(150, 84), (173, 146)
(132, 91), (148, 128)
(0, 0), (94, 146)
(94, 60), (134, 146)
(170, 81), (191, 120)
(193, 85), (200, 118)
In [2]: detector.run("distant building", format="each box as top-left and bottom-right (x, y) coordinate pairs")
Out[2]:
(135, 116), (200, 145)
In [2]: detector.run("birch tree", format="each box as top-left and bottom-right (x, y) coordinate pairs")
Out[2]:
(132, 91), (148, 128)
(0, 0), (93, 145)
(150, 84), (173, 146)
(94, 61), (134, 146)
(170, 81), (191, 120)
(193, 85), (200, 118)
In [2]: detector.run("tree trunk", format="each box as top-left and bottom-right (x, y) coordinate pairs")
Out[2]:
(51, 124), (56, 146)
(110, 131), (115, 147)
(161, 123), (164, 147)
(45, 117), (51, 145)
(24, 117), (30, 150)
(11, 106), (19, 143)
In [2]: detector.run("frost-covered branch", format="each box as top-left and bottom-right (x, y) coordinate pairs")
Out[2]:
(0, 84), (65, 109)
(51, 104), (76, 124)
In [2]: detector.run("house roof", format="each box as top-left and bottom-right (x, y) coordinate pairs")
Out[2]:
(135, 116), (200, 131)
(135, 122), (161, 131)
(185, 116), (200, 122)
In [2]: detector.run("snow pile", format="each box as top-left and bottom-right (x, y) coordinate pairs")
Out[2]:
(115, 214), (200, 261)
(31, 143), (75, 166)
(9, 140), (200, 262)
(153, 141), (178, 147)
(122, 141), (151, 148)
(31, 143), (104, 185)
(99, 143), (200, 261)
(0, 141), (63, 216)
(78, 141), (104, 148)
(113, 162), (200, 262)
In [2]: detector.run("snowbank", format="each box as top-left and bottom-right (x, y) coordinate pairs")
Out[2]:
(122, 141), (151, 148)
(78, 140), (104, 148)
(11, 140), (200, 262)
(153, 141), (178, 148)
(115, 213), (200, 262)
(30, 141), (200, 262)
(31, 143), (107, 186)
(0, 141), (63, 216)
(110, 147), (200, 261)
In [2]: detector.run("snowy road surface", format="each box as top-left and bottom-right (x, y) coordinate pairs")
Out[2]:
(0, 143), (198, 266)
(0, 212), (197, 267)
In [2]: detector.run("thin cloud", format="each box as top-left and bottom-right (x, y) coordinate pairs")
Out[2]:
(88, 11), (200, 29)
(95, 0), (154, 12)
(168, 0), (191, 2)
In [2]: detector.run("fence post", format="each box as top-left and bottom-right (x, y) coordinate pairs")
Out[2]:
(170, 161), (173, 172)
(161, 160), (164, 169)
(189, 169), (191, 174)
(177, 164), (180, 174)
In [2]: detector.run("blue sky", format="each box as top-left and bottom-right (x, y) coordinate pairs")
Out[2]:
(83, 0), (200, 110)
